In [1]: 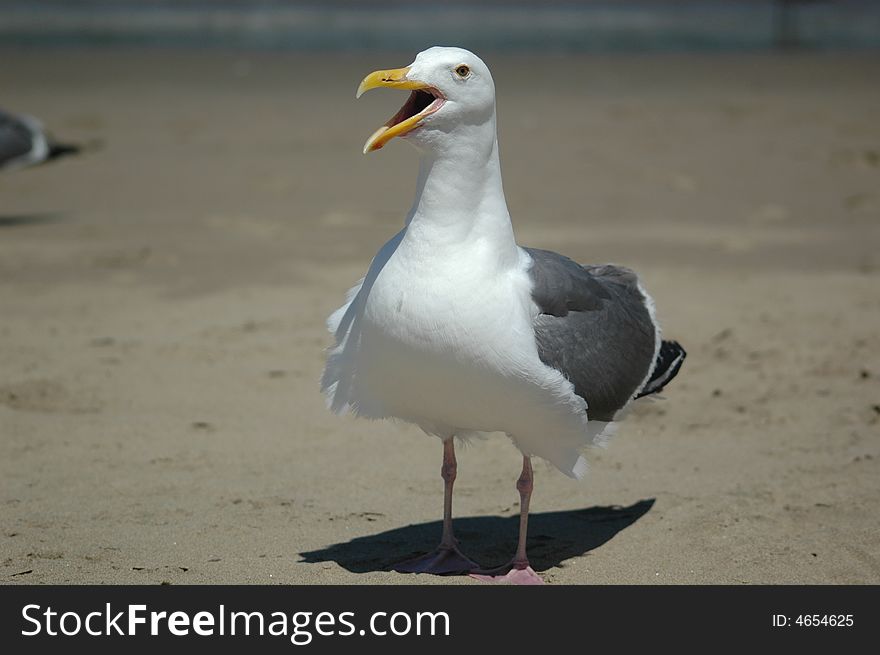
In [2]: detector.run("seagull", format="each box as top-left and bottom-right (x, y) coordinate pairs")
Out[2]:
(0, 107), (82, 172)
(322, 46), (686, 585)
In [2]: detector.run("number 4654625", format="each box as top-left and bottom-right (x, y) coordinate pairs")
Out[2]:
(796, 615), (854, 627)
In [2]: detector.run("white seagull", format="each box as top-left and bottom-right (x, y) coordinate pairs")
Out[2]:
(0, 107), (81, 172)
(322, 46), (685, 584)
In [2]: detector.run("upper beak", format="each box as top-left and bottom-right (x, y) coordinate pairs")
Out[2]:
(356, 67), (422, 99)
(356, 66), (444, 154)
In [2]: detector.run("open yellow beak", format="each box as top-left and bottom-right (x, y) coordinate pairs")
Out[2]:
(356, 66), (444, 154)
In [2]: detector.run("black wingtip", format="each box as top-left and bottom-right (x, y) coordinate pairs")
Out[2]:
(47, 142), (82, 161)
(637, 340), (686, 398)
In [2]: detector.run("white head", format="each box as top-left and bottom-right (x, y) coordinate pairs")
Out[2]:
(356, 46), (497, 155)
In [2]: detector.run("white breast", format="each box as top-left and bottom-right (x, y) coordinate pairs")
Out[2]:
(322, 233), (598, 478)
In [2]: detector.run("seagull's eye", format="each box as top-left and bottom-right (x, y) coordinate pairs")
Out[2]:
(454, 65), (470, 78)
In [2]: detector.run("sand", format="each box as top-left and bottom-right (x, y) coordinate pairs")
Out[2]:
(1, 49), (878, 585)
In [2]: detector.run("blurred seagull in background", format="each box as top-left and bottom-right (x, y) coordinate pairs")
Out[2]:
(321, 46), (685, 584)
(0, 107), (82, 172)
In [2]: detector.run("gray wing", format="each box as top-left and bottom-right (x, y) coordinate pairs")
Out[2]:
(0, 109), (36, 167)
(525, 247), (657, 422)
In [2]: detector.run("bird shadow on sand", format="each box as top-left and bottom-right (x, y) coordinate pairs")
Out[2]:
(0, 212), (65, 228)
(300, 499), (654, 574)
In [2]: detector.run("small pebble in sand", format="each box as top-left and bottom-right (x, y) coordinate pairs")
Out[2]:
(711, 328), (733, 343)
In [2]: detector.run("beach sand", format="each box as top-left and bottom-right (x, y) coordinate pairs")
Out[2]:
(1, 49), (878, 584)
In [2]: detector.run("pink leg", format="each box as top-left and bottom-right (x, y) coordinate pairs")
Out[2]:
(470, 456), (545, 585)
(392, 439), (479, 575)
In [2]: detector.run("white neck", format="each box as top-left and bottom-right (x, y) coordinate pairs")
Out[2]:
(401, 117), (519, 265)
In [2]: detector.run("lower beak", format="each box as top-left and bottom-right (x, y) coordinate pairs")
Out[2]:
(356, 66), (445, 154)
